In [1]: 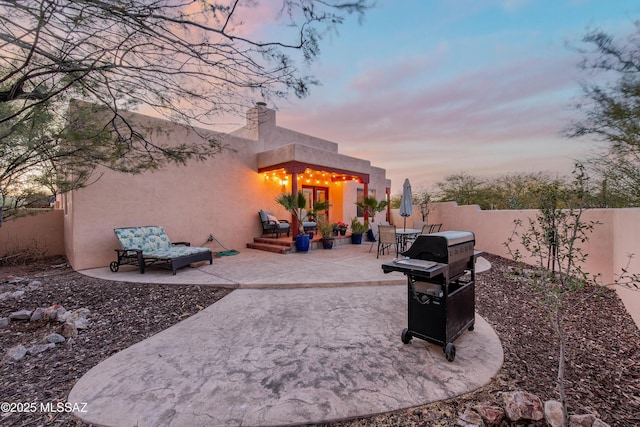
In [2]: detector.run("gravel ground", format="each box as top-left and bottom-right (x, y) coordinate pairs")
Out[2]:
(0, 254), (639, 426)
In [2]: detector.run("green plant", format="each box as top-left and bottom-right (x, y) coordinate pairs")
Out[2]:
(503, 163), (598, 427)
(318, 218), (334, 239)
(350, 217), (368, 234)
(308, 199), (331, 222)
(275, 191), (308, 235)
(355, 196), (388, 222)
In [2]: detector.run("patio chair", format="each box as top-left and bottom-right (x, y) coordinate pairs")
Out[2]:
(413, 221), (427, 230)
(259, 210), (290, 238)
(377, 225), (399, 259)
(428, 223), (442, 233)
(368, 222), (380, 253)
(405, 223), (428, 247)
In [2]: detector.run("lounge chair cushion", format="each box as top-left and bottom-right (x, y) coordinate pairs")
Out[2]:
(114, 227), (146, 251)
(112, 226), (212, 274)
(259, 210), (290, 237)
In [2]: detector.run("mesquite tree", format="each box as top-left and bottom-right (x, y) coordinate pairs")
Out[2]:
(0, 0), (370, 224)
(504, 164), (598, 427)
(568, 21), (640, 207)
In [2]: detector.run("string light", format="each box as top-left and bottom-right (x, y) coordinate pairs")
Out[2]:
(263, 167), (362, 186)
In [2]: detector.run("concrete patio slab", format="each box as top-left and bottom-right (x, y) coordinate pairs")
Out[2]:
(71, 244), (502, 426)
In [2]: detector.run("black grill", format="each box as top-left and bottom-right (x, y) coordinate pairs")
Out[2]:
(382, 230), (480, 362)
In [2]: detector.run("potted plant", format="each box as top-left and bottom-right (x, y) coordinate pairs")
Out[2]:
(350, 217), (368, 244)
(356, 196), (389, 223)
(275, 191), (311, 252)
(307, 199), (331, 222)
(357, 196), (389, 242)
(307, 199), (331, 240)
(335, 221), (348, 236)
(318, 218), (335, 249)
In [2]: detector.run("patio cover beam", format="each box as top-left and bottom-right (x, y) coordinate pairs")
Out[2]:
(258, 161), (369, 184)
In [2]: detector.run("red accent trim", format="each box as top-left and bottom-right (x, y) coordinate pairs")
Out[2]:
(258, 161), (369, 183)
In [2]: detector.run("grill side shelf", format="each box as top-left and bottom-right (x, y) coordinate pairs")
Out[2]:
(381, 259), (448, 279)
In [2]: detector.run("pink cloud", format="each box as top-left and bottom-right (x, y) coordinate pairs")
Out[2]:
(277, 52), (590, 192)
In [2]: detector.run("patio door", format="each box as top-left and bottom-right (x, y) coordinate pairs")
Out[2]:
(303, 186), (329, 221)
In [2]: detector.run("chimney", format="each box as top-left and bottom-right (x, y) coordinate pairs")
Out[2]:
(245, 102), (275, 140)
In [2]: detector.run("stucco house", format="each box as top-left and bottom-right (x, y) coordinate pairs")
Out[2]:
(61, 102), (391, 271)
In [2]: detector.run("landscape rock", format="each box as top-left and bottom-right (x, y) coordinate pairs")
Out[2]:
(503, 391), (544, 422)
(544, 400), (564, 427)
(592, 419), (611, 427)
(60, 321), (78, 338)
(0, 291), (11, 300)
(457, 409), (485, 427)
(0, 317), (9, 328)
(43, 304), (66, 321)
(42, 333), (66, 344)
(72, 317), (90, 329)
(27, 343), (56, 355)
(9, 309), (33, 321)
(66, 307), (91, 322)
(30, 307), (46, 322)
(474, 404), (504, 426)
(570, 413), (596, 427)
(27, 279), (43, 289)
(3, 344), (28, 363)
(10, 290), (25, 298)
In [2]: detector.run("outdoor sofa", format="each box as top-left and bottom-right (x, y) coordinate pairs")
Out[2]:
(110, 226), (212, 275)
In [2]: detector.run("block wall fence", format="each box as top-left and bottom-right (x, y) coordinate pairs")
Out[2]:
(391, 202), (640, 327)
(2, 205), (639, 326)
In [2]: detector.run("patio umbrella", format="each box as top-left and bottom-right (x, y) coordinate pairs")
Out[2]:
(400, 178), (413, 231)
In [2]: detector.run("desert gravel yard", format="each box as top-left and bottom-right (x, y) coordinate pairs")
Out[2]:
(0, 254), (639, 426)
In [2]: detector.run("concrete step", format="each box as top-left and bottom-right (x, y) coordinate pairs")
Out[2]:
(246, 241), (293, 254)
(248, 235), (360, 254)
(252, 238), (295, 248)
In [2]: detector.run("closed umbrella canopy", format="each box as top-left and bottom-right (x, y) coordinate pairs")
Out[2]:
(400, 178), (413, 230)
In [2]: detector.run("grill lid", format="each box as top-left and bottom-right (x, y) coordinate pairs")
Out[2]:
(427, 231), (474, 246)
(402, 230), (475, 261)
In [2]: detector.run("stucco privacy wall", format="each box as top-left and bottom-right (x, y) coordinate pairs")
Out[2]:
(63, 102), (389, 270)
(613, 209), (640, 326)
(391, 203), (640, 326)
(0, 210), (64, 258)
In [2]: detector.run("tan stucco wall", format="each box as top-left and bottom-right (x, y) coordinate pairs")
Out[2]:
(64, 130), (275, 270)
(0, 210), (64, 257)
(612, 209), (640, 326)
(391, 203), (640, 326)
(64, 103), (390, 270)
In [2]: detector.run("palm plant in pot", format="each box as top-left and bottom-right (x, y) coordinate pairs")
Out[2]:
(356, 196), (389, 222)
(356, 196), (389, 242)
(275, 191), (311, 252)
(350, 217), (368, 244)
(318, 218), (335, 249)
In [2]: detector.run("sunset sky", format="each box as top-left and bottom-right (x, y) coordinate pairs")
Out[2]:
(232, 0), (640, 195)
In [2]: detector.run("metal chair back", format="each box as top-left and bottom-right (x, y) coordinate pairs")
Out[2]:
(377, 225), (398, 258)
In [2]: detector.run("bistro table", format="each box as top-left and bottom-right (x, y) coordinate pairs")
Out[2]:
(395, 228), (423, 252)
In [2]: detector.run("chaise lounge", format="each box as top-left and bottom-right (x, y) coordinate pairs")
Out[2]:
(110, 226), (212, 275)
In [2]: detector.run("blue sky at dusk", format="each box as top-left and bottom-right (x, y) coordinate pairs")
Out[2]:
(242, 0), (640, 195)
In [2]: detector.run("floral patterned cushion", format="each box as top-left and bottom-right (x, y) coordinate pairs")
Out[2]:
(144, 245), (211, 260)
(114, 226), (210, 259)
(141, 227), (173, 252)
(114, 227), (146, 250)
